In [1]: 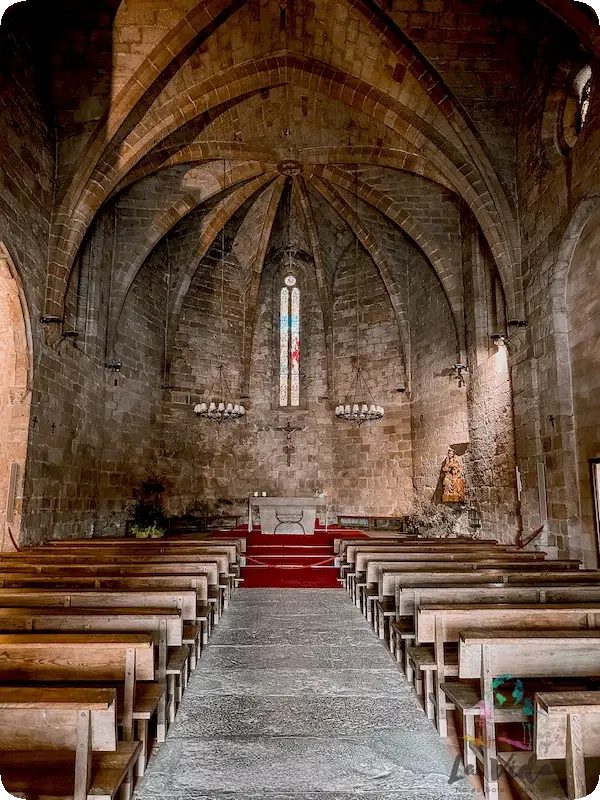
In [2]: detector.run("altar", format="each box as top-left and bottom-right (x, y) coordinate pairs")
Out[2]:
(249, 497), (326, 534)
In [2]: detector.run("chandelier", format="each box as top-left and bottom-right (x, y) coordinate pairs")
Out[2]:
(335, 167), (384, 426)
(194, 366), (246, 422)
(335, 365), (384, 424)
(194, 158), (246, 424)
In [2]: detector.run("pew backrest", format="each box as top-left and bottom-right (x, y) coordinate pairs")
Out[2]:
(0, 588), (198, 620)
(344, 541), (513, 566)
(1, 558), (227, 580)
(459, 630), (600, 679)
(398, 583), (600, 618)
(367, 559), (574, 589)
(417, 603), (600, 644)
(355, 551), (553, 576)
(40, 540), (242, 563)
(535, 691), (600, 759)
(0, 633), (155, 681)
(0, 606), (183, 645)
(0, 574), (209, 604)
(0, 687), (117, 751)
(392, 574), (600, 609)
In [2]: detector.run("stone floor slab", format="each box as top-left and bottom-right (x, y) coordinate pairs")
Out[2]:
(178, 668), (409, 698)
(134, 588), (474, 800)
(210, 627), (380, 647)
(136, 734), (466, 794)
(215, 612), (368, 630)
(135, 790), (473, 800)
(197, 643), (393, 670)
(168, 695), (431, 737)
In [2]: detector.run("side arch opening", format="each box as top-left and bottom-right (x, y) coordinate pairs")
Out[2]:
(0, 243), (32, 550)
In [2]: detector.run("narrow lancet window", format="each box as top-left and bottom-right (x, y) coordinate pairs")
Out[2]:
(279, 275), (300, 407)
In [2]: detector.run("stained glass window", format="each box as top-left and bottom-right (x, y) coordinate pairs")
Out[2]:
(280, 287), (289, 406)
(291, 287), (300, 406)
(279, 276), (300, 407)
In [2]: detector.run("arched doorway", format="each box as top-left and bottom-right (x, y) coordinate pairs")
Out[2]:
(0, 243), (32, 550)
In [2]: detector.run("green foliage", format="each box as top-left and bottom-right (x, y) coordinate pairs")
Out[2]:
(133, 525), (165, 539)
(130, 497), (167, 538)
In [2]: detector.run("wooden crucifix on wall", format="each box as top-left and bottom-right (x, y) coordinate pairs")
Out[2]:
(276, 421), (304, 466)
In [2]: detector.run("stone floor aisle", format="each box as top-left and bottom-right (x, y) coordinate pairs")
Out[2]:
(135, 589), (476, 800)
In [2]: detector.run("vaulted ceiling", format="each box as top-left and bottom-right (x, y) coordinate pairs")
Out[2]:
(34, 0), (598, 371)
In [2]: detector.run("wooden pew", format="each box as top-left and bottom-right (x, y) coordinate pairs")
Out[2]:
(499, 690), (600, 800)
(41, 539), (244, 566)
(0, 633), (158, 777)
(0, 573), (209, 619)
(414, 603), (600, 736)
(339, 536), (508, 560)
(353, 556), (580, 612)
(0, 574), (213, 658)
(445, 629), (600, 799)
(376, 564), (590, 630)
(340, 540), (521, 589)
(0, 686), (141, 800)
(360, 554), (576, 622)
(12, 548), (235, 607)
(0, 605), (189, 717)
(1, 554), (228, 613)
(379, 569), (598, 642)
(388, 578), (600, 675)
(0, 553), (230, 619)
(0, 588), (205, 639)
(18, 541), (241, 582)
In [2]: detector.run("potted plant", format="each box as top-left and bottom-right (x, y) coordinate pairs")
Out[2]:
(130, 483), (167, 539)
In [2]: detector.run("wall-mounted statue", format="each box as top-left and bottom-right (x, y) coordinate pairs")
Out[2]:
(441, 448), (465, 503)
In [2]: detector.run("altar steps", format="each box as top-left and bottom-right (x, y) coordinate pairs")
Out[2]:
(206, 527), (365, 588)
(241, 531), (340, 588)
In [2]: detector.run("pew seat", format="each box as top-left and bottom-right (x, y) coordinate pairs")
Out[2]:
(407, 643), (458, 718)
(498, 690), (600, 800)
(0, 686), (140, 800)
(373, 596), (395, 638)
(0, 742), (142, 800)
(451, 629), (600, 798)
(166, 644), (190, 709)
(0, 632), (161, 776)
(389, 618), (415, 665)
(182, 621), (201, 665)
(0, 604), (188, 719)
(414, 602), (600, 736)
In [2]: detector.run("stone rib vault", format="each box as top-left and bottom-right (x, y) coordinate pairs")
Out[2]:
(134, 589), (475, 799)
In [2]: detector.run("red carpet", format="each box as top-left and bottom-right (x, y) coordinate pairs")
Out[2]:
(211, 527), (366, 589)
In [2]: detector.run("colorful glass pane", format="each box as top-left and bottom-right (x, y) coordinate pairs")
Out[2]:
(280, 287), (289, 406)
(285, 275), (297, 287)
(291, 287), (300, 406)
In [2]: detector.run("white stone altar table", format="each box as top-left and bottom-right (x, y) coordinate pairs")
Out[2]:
(249, 497), (326, 534)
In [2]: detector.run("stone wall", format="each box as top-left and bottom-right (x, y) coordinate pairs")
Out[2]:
(566, 212), (600, 560)
(0, 255), (31, 547)
(408, 238), (469, 503)
(462, 217), (518, 542)
(162, 243), (335, 518)
(332, 247), (412, 516)
(515, 28), (600, 563)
